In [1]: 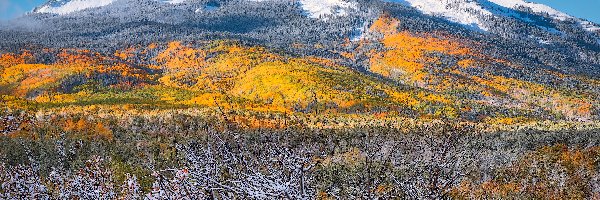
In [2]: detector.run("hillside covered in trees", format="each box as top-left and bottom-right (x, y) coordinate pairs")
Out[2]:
(1, 0), (600, 199)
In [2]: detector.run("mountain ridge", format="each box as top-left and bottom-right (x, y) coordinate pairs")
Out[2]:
(31, 0), (600, 33)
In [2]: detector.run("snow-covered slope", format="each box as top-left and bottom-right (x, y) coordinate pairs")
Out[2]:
(34, 0), (191, 15)
(162, 0), (187, 4)
(488, 0), (570, 20)
(33, 0), (599, 33)
(385, 0), (599, 33)
(386, 0), (491, 31)
(487, 0), (600, 32)
(35, 0), (117, 15)
(299, 0), (357, 18)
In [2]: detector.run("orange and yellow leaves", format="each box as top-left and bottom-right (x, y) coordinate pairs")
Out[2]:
(98, 63), (149, 79)
(389, 91), (419, 107)
(114, 47), (136, 60)
(484, 117), (532, 125)
(0, 53), (28, 68)
(417, 92), (452, 104)
(156, 41), (207, 70)
(369, 14), (400, 36)
(148, 41), (461, 117)
(1, 48), (156, 98)
(151, 41), (455, 115)
(64, 118), (113, 141)
(13, 40), (589, 123)
(231, 61), (321, 108)
(364, 15), (597, 121)
(147, 43), (158, 50)
(0, 61), (96, 97)
(381, 32), (468, 56)
(156, 41), (277, 92)
(1, 64), (61, 96)
(457, 59), (476, 68)
(369, 29), (471, 83)
(56, 49), (101, 67)
(470, 75), (510, 95)
(184, 93), (225, 107)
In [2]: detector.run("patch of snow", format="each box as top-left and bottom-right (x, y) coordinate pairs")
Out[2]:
(350, 26), (364, 41)
(538, 38), (552, 45)
(162, 0), (187, 4)
(580, 21), (600, 32)
(299, 0), (357, 18)
(36, 0), (116, 15)
(478, 0), (535, 22)
(195, 3), (219, 13)
(487, 0), (570, 20)
(527, 35), (554, 46)
(385, 0), (491, 31)
(538, 39), (551, 45)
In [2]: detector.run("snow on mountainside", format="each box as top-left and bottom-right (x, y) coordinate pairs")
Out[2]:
(386, 0), (492, 31)
(487, 0), (600, 32)
(299, 0), (358, 18)
(385, 0), (600, 33)
(32, 0), (600, 33)
(488, 0), (571, 20)
(162, 0), (188, 4)
(35, 0), (358, 19)
(35, 0), (117, 15)
(34, 0), (188, 15)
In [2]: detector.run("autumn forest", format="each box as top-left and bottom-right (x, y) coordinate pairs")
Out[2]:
(2, 0), (600, 199)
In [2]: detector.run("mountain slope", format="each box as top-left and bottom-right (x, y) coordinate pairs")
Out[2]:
(0, 0), (599, 123)
(3, 1), (600, 199)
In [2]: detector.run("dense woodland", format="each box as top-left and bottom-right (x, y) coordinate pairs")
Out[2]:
(1, 107), (600, 199)
(1, 0), (600, 199)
